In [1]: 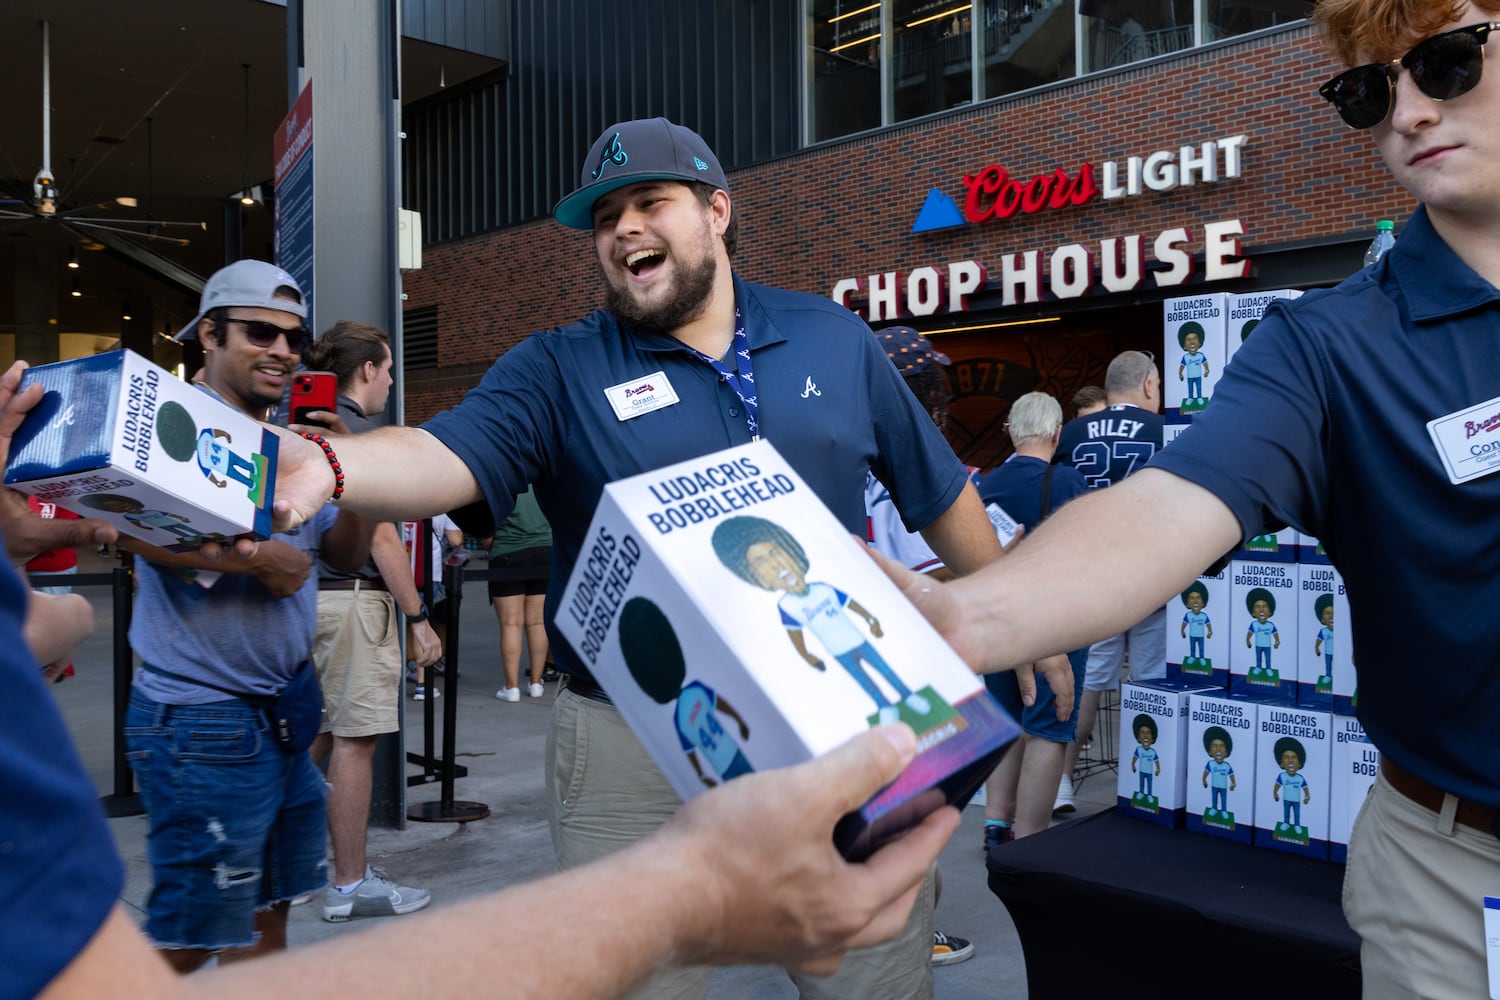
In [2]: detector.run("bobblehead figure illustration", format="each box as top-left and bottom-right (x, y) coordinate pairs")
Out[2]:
(77, 492), (207, 544)
(1130, 714), (1161, 810)
(155, 400), (269, 506)
(1177, 321), (1211, 409)
(1201, 725), (1238, 828)
(618, 596), (754, 788)
(1271, 736), (1312, 844)
(1180, 582), (1214, 676)
(711, 515), (950, 729)
(1244, 587), (1281, 687)
(1313, 594), (1335, 694)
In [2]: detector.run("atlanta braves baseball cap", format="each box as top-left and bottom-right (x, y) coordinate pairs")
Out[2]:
(880, 326), (951, 373)
(174, 259), (306, 341)
(553, 117), (729, 230)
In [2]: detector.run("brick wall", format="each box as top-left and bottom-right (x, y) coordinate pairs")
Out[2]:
(402, 23), (1413, 425)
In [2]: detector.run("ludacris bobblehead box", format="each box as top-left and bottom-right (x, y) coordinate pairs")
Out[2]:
(4, 350), (277, 550)
(554, 439), (1020, 859)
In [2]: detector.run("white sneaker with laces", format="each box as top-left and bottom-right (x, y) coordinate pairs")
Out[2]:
(527, 682), (545, 698)
(1054, 774), (1076, 814)
(496, 686), (520, 702)
(322, 865), (431, 922)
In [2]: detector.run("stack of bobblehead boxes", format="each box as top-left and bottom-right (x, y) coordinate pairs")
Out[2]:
(1115, 291), (1378, 862)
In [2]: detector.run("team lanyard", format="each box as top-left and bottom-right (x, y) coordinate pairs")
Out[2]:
(685, 308), (759, 440)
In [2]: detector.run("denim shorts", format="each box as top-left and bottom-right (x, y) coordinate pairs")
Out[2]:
(984, 647), (1087, 742)
(125, 690), (329, 951)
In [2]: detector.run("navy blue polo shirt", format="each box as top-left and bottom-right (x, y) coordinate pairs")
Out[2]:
(0, 559), (126, 997)
(422, 274), (969, 682)
(1153, 206), (1500, 806)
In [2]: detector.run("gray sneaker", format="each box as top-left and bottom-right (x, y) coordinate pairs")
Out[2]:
(322, 865), (432, 922)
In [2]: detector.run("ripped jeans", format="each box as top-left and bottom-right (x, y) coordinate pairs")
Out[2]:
(125, 689), (328, 951)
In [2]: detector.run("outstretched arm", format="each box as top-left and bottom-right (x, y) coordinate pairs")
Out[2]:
(272, 424), (484, 531)
(41, 727), (956, 1000)
(886, 468), (1241, 674)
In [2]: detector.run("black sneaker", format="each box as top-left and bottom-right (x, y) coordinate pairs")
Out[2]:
(932, 930), (974, 967)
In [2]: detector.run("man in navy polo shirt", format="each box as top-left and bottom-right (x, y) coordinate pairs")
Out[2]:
(1051, 349), (1166, 812)
(885, 1), (1500, 993)
(266, 118), (1006, 1000)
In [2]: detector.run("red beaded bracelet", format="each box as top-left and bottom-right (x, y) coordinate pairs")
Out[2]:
(299, 431), (346, 502)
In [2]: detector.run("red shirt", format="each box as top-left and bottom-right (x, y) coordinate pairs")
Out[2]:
(24, 496), (80, 573)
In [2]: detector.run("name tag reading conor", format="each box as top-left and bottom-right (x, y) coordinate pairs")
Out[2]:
(1427, 393), (1500, 485)
(605, 371), (680, 422)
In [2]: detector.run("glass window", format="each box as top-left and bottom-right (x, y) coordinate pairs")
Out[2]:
(809, 1), (885, 142)
(980, 0), (1077, 100)
(893, 1), (975, 122)
(1081, 0), (1192, 72)
(1205, 0), (1300, 43)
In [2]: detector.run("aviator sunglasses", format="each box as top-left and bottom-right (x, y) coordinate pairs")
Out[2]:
(221, 317), (313, 354)
(1319, 21), (1500, 129)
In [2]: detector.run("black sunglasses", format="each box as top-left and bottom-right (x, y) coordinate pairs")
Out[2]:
(1319, 21), (1499, 129)
(222, 317), (313, 354)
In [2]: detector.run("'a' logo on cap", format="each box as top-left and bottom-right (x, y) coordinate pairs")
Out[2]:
(693, 157), (709, 171)
(591, 132), (629, 180)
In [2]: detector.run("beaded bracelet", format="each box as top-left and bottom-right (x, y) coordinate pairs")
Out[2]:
(299, 431), (346, 502)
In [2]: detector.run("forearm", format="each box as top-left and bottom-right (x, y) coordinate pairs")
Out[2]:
(368, 522), (423, 615)
(23, 592), (94, 666)
(918, 481), (1004, 577)
(51, 853), (704, 1000)
(950, 469), (1240, 670)
(119, 536), (259, 575)
(303, 426), (483, 521)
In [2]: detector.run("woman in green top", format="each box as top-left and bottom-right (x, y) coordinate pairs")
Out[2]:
(487, 488), (553, 701)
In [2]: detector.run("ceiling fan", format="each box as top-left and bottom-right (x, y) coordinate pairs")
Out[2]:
(0, 21), (205, 247)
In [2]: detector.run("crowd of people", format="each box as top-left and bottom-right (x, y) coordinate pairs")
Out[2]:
(6, 0), (1500, 994)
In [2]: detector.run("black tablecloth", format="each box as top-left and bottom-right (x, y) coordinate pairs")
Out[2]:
(987, 809), (1361, 999)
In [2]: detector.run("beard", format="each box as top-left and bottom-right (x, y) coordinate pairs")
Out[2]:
(604, 239), (719, 335)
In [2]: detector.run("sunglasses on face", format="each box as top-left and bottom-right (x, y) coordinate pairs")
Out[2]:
(1319, 21), (1499, 129)
(222, 317), (313, 354)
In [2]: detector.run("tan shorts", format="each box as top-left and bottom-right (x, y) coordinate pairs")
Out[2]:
(1342, 771), (1500, 999)
(313, 589), (402, 738)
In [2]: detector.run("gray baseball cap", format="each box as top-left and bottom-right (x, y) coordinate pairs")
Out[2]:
(553, 117), (728, 230)
(174, 259), (306, 341)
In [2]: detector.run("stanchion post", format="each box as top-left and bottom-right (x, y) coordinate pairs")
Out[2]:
(102, 559), (142, 817)
(407, 543), (489, 823)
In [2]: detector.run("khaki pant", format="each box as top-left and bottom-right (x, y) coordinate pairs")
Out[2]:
(1342, 771), (1500, 999)
(545, 688), (935, 1000)
(313, 589), (401, 738)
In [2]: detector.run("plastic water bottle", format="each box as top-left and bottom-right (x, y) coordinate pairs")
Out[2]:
(1363, 219), (1396, 267)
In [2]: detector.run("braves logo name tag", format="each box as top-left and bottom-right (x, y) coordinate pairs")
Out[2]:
(605, 371), (680, 422)
(1426, 393), (1500, 485)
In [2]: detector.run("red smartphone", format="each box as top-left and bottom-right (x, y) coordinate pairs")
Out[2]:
(290, 371), (338, 425)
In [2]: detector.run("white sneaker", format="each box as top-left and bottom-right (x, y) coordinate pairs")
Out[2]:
(496, 686), (520, 702)
(322, 865), (431, 922)
(527, 682), (545, 698)
(877, 705), (901, 725)
(1054, 775), (1076, 814)
(905, 692), (932, 714)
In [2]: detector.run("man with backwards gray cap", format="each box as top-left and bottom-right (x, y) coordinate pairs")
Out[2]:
(262, 118), (1034, 999)
(119, 260), (374, 971)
